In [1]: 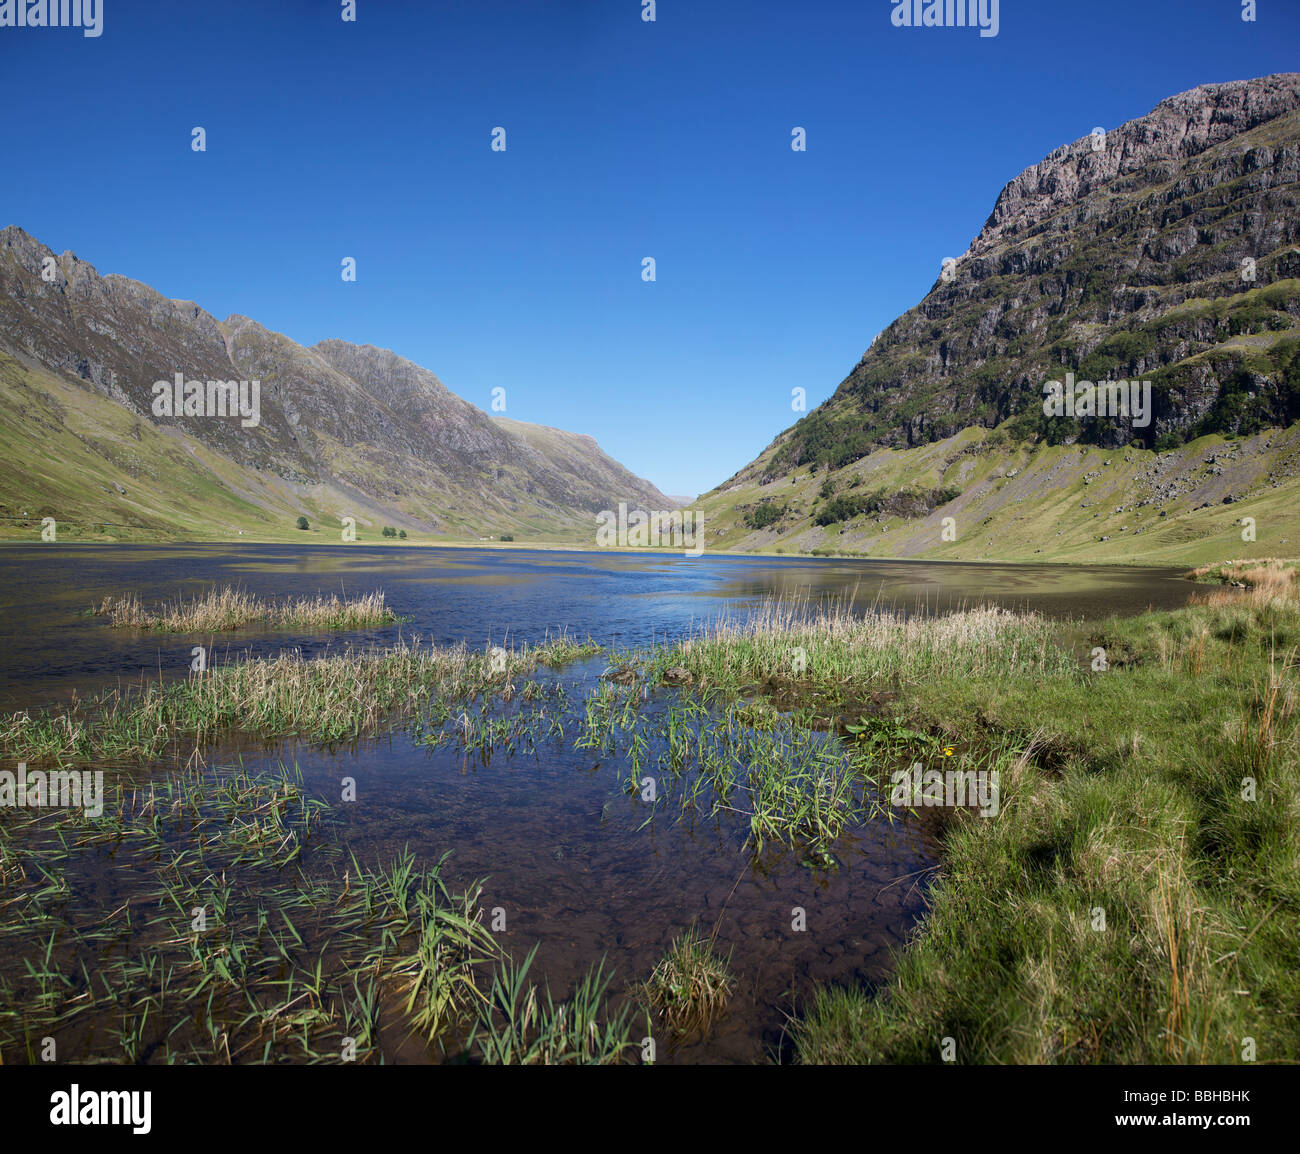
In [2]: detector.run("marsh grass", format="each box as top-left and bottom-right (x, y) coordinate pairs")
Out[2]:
(1, 635), (601, 764)
(571, 685), (864, 856)
(0, 760), (412, 1063)
(642, 597), (1078, 701)
(640, 928), (734, 1038)
(468, 945), (636, 1064)
(0, 759), (643, 1064)
(96, 586), (401, 632)
(389, 851), (499, 1042)
(1187, 557), (1299, 587)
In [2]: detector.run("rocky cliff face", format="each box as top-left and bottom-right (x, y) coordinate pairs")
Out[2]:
(976, 75), (1300, 253)
(0, 228), (674, 537)
(696, 74), (1300, 564)
(754, 73), (1300, 478)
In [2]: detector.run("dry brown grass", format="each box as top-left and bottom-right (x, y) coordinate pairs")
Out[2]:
(1186, 559), (1299, 610)
(96, 586), (396, 632)
(1141, 850), (1229, 1064)
(1187, 558), (1298, 588)
(1230, 651), (1298, 776)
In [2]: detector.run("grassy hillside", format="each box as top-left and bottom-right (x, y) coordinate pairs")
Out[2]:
(0, 348), (666, 546)
(0, 226), (676, 545)
(697, 418), (1300, 566)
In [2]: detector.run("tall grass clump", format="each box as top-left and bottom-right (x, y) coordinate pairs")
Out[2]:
(469, 946), (636, 1064)
(646, 596), (1078, 697)
(96, 586), (399, 632)
(640, 928), (734, 1037)
(391, 853), (500, 1042)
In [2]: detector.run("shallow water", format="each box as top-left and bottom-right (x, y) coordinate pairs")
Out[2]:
(0, 544), (1192, 1063)
(290, 690), (939, 1063)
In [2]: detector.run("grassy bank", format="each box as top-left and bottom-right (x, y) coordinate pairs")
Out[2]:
(772, 576), (1299, 1064)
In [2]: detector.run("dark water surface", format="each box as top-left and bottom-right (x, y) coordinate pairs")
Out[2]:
(0, 545), (1192, 1062)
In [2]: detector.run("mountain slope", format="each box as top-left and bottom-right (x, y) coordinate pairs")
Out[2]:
(491, 417), (673, 513)
(0, 228), (673, 542)
(699, 74), (1300, 564)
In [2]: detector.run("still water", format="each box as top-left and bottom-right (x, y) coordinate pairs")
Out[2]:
(0, 543), (1192, 711)
(0, 545), (1192, 1063)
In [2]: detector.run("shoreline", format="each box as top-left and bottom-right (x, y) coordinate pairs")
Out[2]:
(1, 574), (1295, 1064)
(0, 533), (1231, 571)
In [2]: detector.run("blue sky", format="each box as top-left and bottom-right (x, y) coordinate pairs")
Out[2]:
(1, 0), (1296, 497)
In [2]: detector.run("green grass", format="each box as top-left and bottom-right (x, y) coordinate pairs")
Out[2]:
(788, 588), (1300, 1064)
(639, 928), (735, 1038)
(1, 634), (602, 764)
(640, 596), (1079, 700)
(467, 945), (637, 1065)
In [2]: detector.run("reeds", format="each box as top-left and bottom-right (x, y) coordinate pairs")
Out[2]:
(468, 945), (636, 1064)
(0, 759), (627, 1064)
(645, 596), (1078, 695)
(392, 853), (499, 1041)
(96, 586), (399, 632)
(2, 635), (600, 764)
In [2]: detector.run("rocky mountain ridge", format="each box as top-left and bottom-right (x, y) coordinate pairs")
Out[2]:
(0, 227), (673, 540)
(697, 74), (1300, 564)
(751, 73), (1300, 476)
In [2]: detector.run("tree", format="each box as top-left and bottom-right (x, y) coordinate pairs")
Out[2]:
(398, 529), (407, 540)
(500, 533), (514, 542)
(744, 502), (786, 530)
(296, 516), (310, 530)
(382, 526), (396, 538)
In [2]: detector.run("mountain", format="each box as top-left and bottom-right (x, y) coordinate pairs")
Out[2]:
(698, 74), (1300, 564)
(490, 418), (675, 513)
(0, 227), (674, 542)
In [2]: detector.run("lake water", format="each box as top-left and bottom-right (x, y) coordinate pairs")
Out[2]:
(0, 545), (1193, 1063)
(0, 543), (1193, 712)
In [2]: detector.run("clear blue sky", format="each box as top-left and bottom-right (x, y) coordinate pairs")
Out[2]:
(1, 0), (1296, 497)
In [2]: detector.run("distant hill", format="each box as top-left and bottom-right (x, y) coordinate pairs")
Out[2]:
(0, 227), (674, 543)
(697, 74), (1300, 564)
(491, 418), (678, 512)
